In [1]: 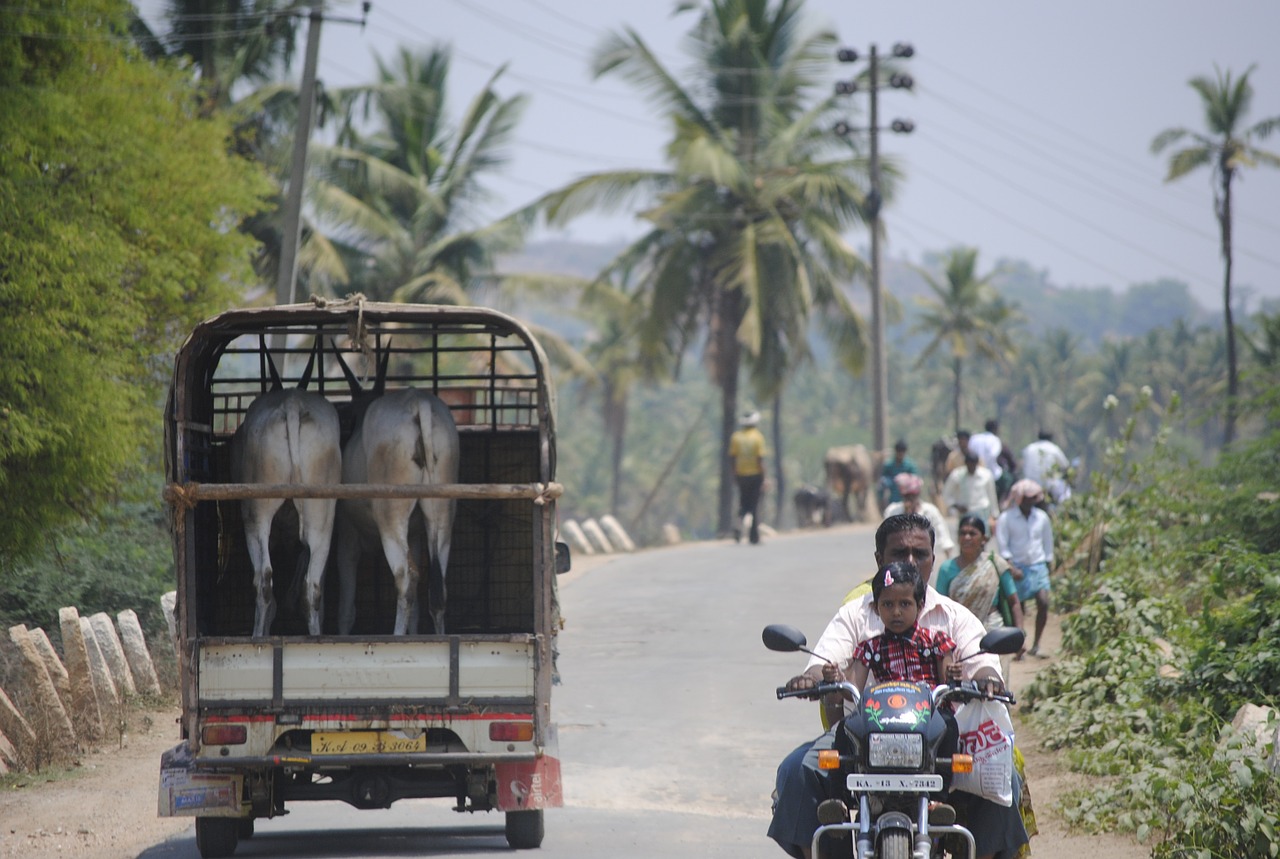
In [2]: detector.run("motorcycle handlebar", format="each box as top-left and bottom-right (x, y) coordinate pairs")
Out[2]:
(941, 681), (1017, 707)
(777, 681), (856, 701)
(776, 680), (1016, 707)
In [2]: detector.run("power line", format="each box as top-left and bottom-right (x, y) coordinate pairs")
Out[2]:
(915, 100), (1280, 273)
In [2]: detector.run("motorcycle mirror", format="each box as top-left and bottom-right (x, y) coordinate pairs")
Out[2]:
(762, 624), (808, 653)
(978, 627), (1026, 655)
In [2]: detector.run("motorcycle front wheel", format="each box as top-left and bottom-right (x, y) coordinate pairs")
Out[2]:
(877, 828), (911, 859)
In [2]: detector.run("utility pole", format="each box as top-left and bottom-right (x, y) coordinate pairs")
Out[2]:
(835, 43), (915, 456)
(275, 3), (325, 311)
(867, 44), (887, 455)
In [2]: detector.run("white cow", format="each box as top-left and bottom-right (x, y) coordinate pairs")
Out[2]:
(334, 362), (460, 636)
(229, 345), (342, 637)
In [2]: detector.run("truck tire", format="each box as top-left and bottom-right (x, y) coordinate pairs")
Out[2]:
(877, 828), (911, 859)
(505, 809), (545, 849)
(237, 818), (255, 839)
(195, 817), (239, 858)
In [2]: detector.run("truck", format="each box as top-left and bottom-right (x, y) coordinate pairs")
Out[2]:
(157, 300), (566, 858)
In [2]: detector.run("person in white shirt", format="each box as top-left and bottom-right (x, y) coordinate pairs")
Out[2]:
(969, 419), (1017, 503)
(1020, 431), (1071, 507)
(942, 452), (999, 527)
(996, 479), (1055, 657)
(882, 472), (956, 559)
(966, 421), (1004, 481)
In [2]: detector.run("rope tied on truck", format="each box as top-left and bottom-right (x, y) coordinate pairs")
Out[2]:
(164, 482), (202, 511)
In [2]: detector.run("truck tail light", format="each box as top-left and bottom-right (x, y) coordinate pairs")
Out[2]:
(489, 722), (534, 742)
(202, 724), (247, 746)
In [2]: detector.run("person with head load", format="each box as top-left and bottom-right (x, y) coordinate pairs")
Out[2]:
(882, 472), (956, 559)
(729, 410), (768, 544)
(996, 480), (1055, 658)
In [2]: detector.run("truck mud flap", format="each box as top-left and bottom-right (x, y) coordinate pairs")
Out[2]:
(158, 742), (244, 818)
(495, 725), (562, 811)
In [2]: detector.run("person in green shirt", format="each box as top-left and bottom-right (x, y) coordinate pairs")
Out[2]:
(878, 438), (920, 511)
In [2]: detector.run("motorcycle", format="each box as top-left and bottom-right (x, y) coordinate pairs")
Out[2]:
(764, 624), (1024, 859)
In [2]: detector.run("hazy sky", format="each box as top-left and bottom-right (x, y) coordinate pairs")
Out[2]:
(142, 0), (1280, 310)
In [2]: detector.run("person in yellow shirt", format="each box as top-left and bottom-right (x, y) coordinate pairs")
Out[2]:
(728, 410), (767, 544)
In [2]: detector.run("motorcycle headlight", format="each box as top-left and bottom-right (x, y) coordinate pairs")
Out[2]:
(868, 732), (923, 768)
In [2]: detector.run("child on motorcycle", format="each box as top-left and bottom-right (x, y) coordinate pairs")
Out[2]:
(820, 561), (961, 724)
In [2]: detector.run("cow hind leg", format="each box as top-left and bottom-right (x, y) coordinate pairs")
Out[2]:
(420, 499), (454, 635)
(297, 499), (336, 636)
(243, 501), (282, 638)
(375, 500), (418, 635)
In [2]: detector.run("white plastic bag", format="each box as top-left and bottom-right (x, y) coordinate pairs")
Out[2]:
(951, 698), (1014, 806)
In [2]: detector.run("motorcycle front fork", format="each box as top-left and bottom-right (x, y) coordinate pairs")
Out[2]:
(810, 795), (978, 859)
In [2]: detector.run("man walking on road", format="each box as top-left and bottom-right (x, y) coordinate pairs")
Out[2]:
(997, 479), (1055, 658)
(729, 410), (767, 545)
(1020, 430), (1072, 509)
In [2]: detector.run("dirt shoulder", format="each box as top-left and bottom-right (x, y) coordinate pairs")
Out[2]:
(0, 703), (189, 859)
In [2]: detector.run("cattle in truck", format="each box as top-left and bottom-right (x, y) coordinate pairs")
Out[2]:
(333, 344), (461, 636)
(228, 338), (341, 637)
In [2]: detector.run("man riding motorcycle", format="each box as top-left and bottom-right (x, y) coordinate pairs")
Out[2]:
(768, 513), (1029, 859)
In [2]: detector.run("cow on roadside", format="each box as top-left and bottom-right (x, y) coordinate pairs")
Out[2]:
(793, 485), (833, 528)
(823, 444), (883, 523)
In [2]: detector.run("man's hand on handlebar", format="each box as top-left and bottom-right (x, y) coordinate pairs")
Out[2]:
(783, 664), (826, 696)
(971, 668), (1013, 701)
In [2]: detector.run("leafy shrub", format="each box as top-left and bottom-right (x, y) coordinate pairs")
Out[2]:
(1022, 395), (1280, 857)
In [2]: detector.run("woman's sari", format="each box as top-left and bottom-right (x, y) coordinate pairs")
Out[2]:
(948, 551), (1008, 631)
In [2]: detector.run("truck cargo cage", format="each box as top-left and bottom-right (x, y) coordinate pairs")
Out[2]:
(164, 302), (560, 640)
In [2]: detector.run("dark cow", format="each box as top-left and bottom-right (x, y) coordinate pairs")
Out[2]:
(793, 485), (834, 528)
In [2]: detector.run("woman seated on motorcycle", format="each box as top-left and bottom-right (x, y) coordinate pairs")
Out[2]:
(820, 561), (961, 726)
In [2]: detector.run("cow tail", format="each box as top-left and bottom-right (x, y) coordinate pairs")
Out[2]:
(285, 399), (304, 484)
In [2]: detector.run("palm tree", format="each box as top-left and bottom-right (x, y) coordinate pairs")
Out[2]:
(911, 247), (1019, 431)
(309, 47), (529, 303)
(139, 0), (302, 116)
(1151, 65), (1280, 447)
(533, 0), (875, 534)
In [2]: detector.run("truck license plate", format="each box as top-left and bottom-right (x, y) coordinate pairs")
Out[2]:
(312, 731), (427, 755)
(847, 774), (944, 792)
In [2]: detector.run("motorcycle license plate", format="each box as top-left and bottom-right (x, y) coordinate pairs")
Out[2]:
(847, 774), (944, 792)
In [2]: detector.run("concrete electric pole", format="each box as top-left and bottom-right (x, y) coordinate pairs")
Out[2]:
(835, 43), (915, 456)
(275, 3), (325, 311)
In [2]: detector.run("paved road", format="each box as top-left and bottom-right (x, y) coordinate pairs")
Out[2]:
(140, 525), (877, 859)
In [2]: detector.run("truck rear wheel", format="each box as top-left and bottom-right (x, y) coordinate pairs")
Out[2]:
(505, 809), (544, 849)
(195, 817), (239, 858)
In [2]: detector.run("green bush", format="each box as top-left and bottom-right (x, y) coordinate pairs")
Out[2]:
(1022, 397), (1280, 857)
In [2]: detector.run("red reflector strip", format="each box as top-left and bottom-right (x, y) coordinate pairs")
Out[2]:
(202, 724), (248, 745)
(489, 722), (534, 742)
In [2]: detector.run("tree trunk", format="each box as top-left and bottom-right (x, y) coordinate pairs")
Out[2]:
(1219, 164), (1238, 447)
(713, 287), (744, 536)
(772, 391), (785, 530)
(605, 382), (628, 516)
(952, 355), (963, 431)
